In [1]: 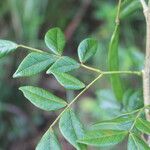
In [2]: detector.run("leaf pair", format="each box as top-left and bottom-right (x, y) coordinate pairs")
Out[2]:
(45, 28), (87, 90)
(13, 52), (84, 90)
(77, 112), (150, 149)
(46, 56), (85, 90)
(78, 114), (131, 147)
(36, 109), (86, 150)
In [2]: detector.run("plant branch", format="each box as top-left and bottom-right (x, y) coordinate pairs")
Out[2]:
(18, 44), (44, 53)
(49, 73), (104, 129)
(81, 64), (142, 76)
(115, 0), (122, 25)
(140, 0), (150, 121)
(104, 71), (142, 76)
(81, 63), (102, 73)
(17, 44), (142, 77)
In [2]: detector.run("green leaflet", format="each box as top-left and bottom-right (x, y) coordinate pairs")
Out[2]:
(123, 89), (144, 112)
(13, 52), (58, 78)
(128, 133), (150, 150)
(0, 40), (18, 58)
(36, 129), (62, 150)
(91, 114), (134, 131)
(19, 86), (67, 111)
(78, 38), (98, 63)
(53, 72), (85, 90)
(78, 130), (127, 147)
(47, 56), (80, 74)
(135, 118), (150, 135)
(108, 25), (124, 101)
(120, 0), (141, 19)
(59, 109), (87, 150)
(45, 27), (66, 55)
(96, 89), (121, 118)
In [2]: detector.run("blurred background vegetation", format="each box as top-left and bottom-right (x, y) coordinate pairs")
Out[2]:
(0, 0), (146, 149)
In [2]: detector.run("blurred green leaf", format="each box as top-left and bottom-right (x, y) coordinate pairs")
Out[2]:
(108, 25), (124, 101)
(47, 56), (80, 74)
(13, 52), (58, 78)
(78, 38), (98, 63)
(128, 133), (149, 150)
(45, 27), (65, 55)
(123, 89), (143, 111)
(36, 129), (62, 150)
(19, 86), (67, 111)
(121, 0), (141, 19)
(0, 40), (18, 58)
(59, 109), (87, 150)
(78, 130), (127, 147)
(91, 114), (134, 131)
(53, 72), (85, 90)
(135, 118), (150, 135)
(96, 89), (121, 119)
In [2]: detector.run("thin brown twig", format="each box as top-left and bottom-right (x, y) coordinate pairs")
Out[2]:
(65, 0), (91, 40)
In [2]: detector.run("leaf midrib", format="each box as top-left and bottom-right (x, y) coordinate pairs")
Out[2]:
(82, 131), (127, 140)
(22, 88), (66, 105)
(16, 56), (53, 73)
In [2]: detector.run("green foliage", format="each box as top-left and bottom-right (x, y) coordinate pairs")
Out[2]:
(121, 0), (141, 19)
(135, 118), (150, 135)
(1, 24), (150, 150)
(0, 40), (18, 58)
(36, 129), (62, 150)
(91, 114), (135, 131)
(96, 89), (121, 119)
(78, 130), (127, 147)
(128, 133), (150, 150)
(108, 25), (124, 101)
(19, 86), (67, 111)
(45, 27), (66, 55)
(59, 109), (86, 150)
(78, 38), (98, 63)
(1, 0), (150, 148)
(47, 56), (80, 74)
(53, 72), (85, 90)
(123, 89), (144, 111)
(13, 52), (58, 77)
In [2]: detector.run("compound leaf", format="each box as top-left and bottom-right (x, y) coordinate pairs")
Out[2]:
(78, 38), (98, 63)
(59, 109), (87, 150)
(19, 86), (67, 111)
(0, 40), (18, 58)
(13, 52), (58, 78)
(36, 129), (62, 150)
(45, 27), (65, 55)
